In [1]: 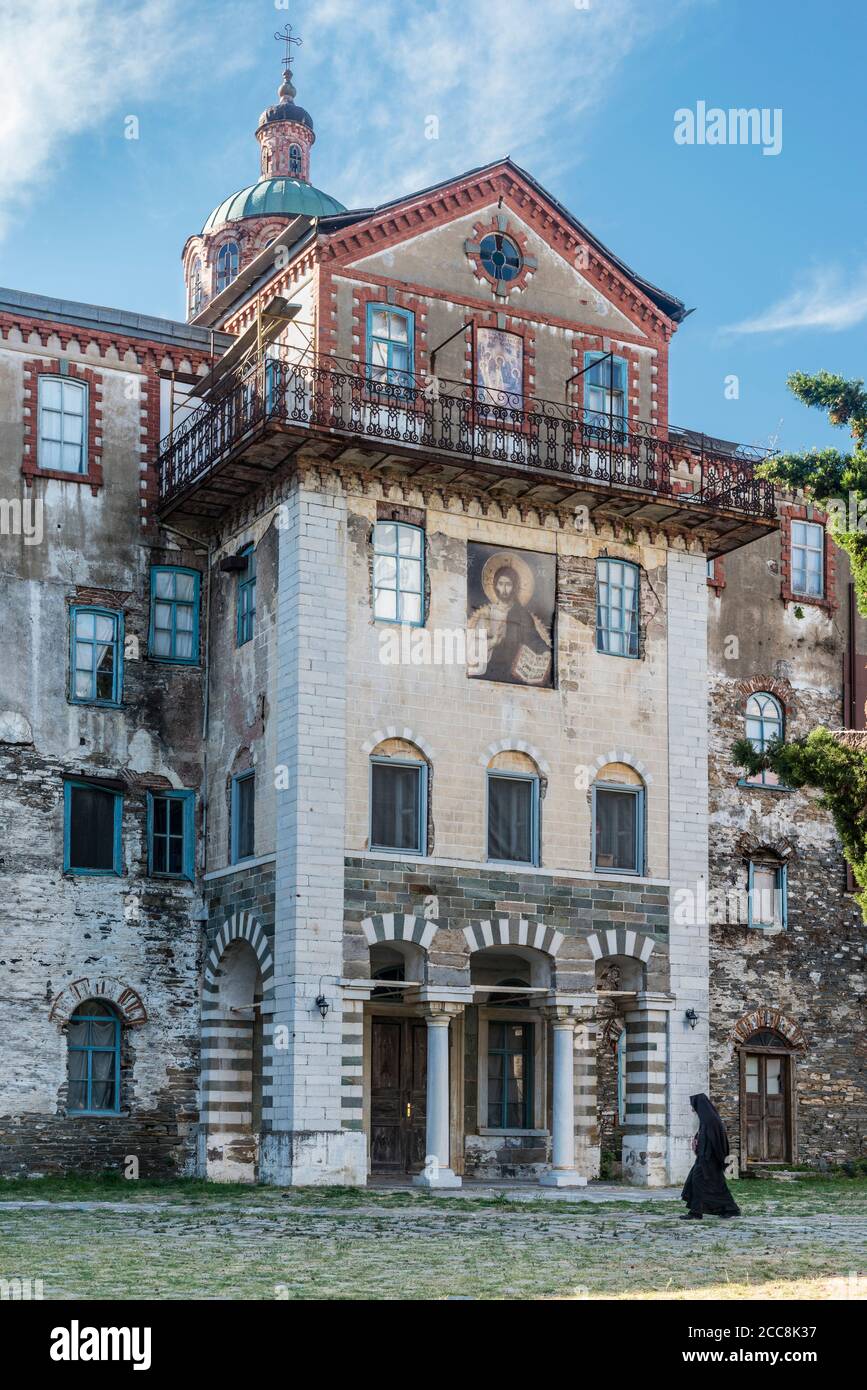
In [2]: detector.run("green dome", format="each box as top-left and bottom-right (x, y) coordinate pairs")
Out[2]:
(202, 177), (345, 233)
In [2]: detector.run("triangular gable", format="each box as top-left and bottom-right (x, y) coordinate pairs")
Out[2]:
(318, 159), (686, 341)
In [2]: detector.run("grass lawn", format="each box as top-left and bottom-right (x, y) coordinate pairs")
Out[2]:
(1, 1175), (865, 1300)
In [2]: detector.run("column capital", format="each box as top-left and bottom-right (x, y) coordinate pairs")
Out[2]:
(542, 991), (586, 1023)
(415, 987), (472, 1018)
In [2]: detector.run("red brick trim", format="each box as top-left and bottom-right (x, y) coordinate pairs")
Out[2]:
(731, 1006), (806, 1051)
(779, 503), (836, 613)
(707, 557), (726, 592)
(319, 163), (679, 343)
(22, 360), (103, 493)
(330, 267), (662, 353)
(735, 674), (794, 711)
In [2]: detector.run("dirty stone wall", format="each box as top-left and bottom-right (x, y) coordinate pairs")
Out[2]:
(203, 510), (280, 872)
(0, 311), (214, 1176)
(708, 528), (867, 1167)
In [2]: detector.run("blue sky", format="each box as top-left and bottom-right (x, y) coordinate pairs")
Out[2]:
(2, 0), (864, 455)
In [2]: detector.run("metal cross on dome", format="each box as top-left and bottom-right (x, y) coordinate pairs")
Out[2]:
(274, 22), (302, 74)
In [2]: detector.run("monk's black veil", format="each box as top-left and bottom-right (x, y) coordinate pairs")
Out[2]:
(690, 1092), (729, 1164)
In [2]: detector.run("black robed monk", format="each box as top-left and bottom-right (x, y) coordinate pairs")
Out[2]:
(680, 1093), (741, 1219)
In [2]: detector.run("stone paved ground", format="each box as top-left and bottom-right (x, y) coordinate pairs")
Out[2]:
(1, 1178), (866, 1300)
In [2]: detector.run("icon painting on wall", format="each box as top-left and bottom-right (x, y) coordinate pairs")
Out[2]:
(467, 543), (555, 687)
(476, 328), (523, 407)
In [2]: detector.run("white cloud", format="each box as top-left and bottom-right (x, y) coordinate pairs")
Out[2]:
(723, 266), (867, 335)
(0, 0), (251, 240)
(0, 0), (699, 241)
(305, 0), (699, 208)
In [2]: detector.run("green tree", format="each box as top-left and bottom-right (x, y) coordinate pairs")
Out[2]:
(757, 370), (867, 611)
(733, 728), (867, 919)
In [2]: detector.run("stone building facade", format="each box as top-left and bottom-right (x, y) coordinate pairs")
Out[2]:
(705, 525), (867, 1174)
(0, 42), (862, 1188)
(0, 287), (231, 1174)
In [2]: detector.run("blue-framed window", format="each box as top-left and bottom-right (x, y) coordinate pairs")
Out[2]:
(237, 544), (256, 645)
(149, 566), (200, 664)
(38, 376), (87, 473)
(231, 771), (255, 863)
(64, 780), (123, 876)
(366, 304), (414, 387)
(67, 1001), (121, 1114)
(593, 783), (644, 875)
(147, 790), (195, 879)
(215, 241), (239, 293)
(748, 859), (787, 930)
(584, 351), (628, 431)
(70, 606), (123, 706)
(791, 520), (824, 598)
(288, 144), (303, 176)
(487, 771), (540, 866)
(487, 1020), (534, 1129)
(370, 757), (427, 855)
(596, 558), (640, 658)
(372, 521), (424, 624)
(742, 692), (784, 788)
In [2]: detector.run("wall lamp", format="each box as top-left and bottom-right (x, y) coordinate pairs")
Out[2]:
(315, 995), (330, 1021)
(685, 1008), (700, 1030)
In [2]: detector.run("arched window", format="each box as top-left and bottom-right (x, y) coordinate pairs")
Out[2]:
(288, 144), (303, 177)
(215, 241), (239, 294)
(369, 739), (428, 855)
(744, 692), (784, 787)
(188, 259), (203, 316)
(489, 977), (532, 1007)
(67, 1001), (121, 1114)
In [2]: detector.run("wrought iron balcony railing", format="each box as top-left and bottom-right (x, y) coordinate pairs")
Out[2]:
(158, 348), (776, 520)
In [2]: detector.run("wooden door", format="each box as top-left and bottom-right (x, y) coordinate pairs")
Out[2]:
(744, 1052), (790, 1163)
(370, 1018), (427, 1173)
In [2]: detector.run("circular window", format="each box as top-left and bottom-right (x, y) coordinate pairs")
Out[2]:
(479, 233), (522, 283)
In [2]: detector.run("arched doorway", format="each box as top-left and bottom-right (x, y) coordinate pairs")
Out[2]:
(740, 1028), (796, 1165)
(201, 936), (265, 1181)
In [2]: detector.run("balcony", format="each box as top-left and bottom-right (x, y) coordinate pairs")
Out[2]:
(157, 348), (778, 554)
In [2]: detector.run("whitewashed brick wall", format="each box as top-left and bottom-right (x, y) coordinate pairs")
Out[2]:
(666, 549), (710, 1181)
(262, 478), (365, 1182)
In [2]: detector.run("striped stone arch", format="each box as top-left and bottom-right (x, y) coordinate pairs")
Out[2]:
(361, 912), (438, 951)
(463, 917), (564, 957)
(200, 912), (274, 1167)
(362, 726), (435, 759)
(592, 750), (653, 784)
(587, 927), (655, 964)
(202, 911), (274, 1014)
(479, 740), (551, 774)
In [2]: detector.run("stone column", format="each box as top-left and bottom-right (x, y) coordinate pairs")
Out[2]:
(413, 997), (465, 1189)
(622, 992), (675, 1187)
(573, 1006), (600, 1180)
(540, 997), (587, 1188)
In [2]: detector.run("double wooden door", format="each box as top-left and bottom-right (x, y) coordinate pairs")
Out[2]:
(370, 1018), (427, 1173)
(743, 1051), (791, 1163)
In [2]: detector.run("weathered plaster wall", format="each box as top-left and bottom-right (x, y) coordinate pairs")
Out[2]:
(0, 334), (205, 1176)
(708, 531), (867, 1166)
